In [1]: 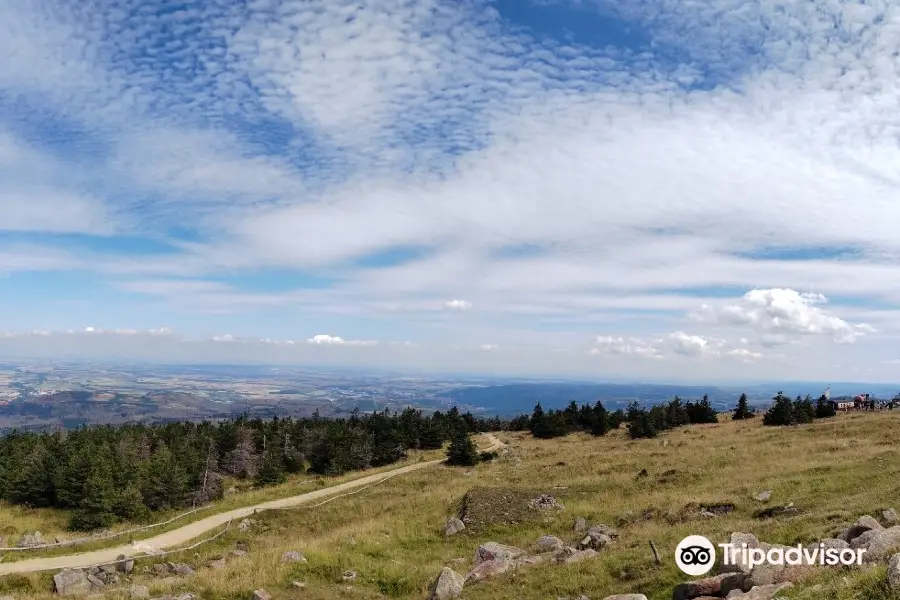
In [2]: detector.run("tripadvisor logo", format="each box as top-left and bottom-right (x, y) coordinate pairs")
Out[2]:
(675, 535), (867, 576)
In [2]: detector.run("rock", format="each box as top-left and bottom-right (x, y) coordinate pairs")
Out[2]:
(17, 532), (44, 548)
(168, 563), (195, 576)
(150, 564), (170, 577)
(514, 554), (548, 567)
(106, 574), (121, 586)
(888, 554), (900, 588)
(577, 531), (612, 551)
(128, 585), (150, 600)
(207, 558), (227, 570)
(850, 530), (878, 550)
(465, 559), (511, 583)
(231, 549), (248, 557)
(86, 574), (105, 591)
(574, 517), (587, 533)
(700, 511), (717, 519)
(754, 491), (771, 502)
(529, 494), (564, 510)
(603, 596), (648, 600)
(281, 551), (306, 563)
(885, 509), (900, 525)
(588, 524), (618, 538)
(720, 533), (761, 574)
(864, 526), (900, 562)
(847, 516), (884, 541)
(238, 519), (253, 532)
(552, 547), (598, 564)
(536, 535), (565, 552)
(251, 590), (271, 600)
(673, 573), (747, 600)
(806, 538), (849, 553)
(88, 567), (100, 576)
(54, 569), (93, 596)
(445, 517), (466, 537)
(725, 582), (793, 599)
(341, 570), (357, 582)
(428, 567), (464, 600)
(473, 542), (526, 566)
(291, 581), (306, 589)
(99, 564), (117, 576)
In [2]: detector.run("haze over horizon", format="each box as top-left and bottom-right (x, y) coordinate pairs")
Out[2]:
(3, 0), (900, 380)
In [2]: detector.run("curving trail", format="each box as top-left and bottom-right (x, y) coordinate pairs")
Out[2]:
(0, 433), (502, 575)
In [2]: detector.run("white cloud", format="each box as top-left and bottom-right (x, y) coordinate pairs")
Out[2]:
(444, 300), (473, 311)
(480, 344), (499, 351)
(727, 348), (764, 362)
(211, 334), (235, 343)
(667, 332), (725, 358)
(306, 334), (378, 346)
(589, 336), (664, 359)
(697, 288), (875, 345)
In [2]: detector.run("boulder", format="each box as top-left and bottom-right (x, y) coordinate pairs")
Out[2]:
(341, 570), (357, 582)
(574, 517), (587, 533)
(54, 569), (93, 596)
(536, 535), (565, 552)
(847, 516), (884, 541)
(578, 531), (612, 551)
(128, 585), (150, 600)
(885, 509), (900, 525)
(473, 542), (525, 566)
(207, 558), (227, 570)
(588, 524), (618, 538)
(86, 574), (105, 591)
(850, 530), (878, 550)
(514, 554), (548, 567)
(465, 559), (511, 583)
(888, 553), (900, 588)
(281, 551), (306, 563)
(116, 554), (135, 574)
(754, 491), (771, 502)
(168, 563), (195, 576)
(725, 582), (792, 599)
(17, 532), (44, 548)
(238, 519), (253, 532)
(251, 590), (271, 600)
(720, 533), (761, 574)
(673, 573), (747, 600)
(552, 547), (598, 564)
(291, 582), (305, 589)
(805, 538), (848, 553)
(428, 567), (464, 600)
(445, 517), (466, 537)
(231, 549), (248, 558)
(864, 526), (900, 562)
(603, 596), (648, 600)
(529, 494), (563, 510)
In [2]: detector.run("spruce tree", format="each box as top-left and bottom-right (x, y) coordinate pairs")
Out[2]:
(763, 392), (795, 426)
(255, 447), (287, 487)
(590, 401), (609, 436)
(733, 393), (754, 420)
(446, 424), (479, 466)
(815, 394), (836, 418)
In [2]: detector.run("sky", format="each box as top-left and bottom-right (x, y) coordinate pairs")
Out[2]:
(3, 0), (900, 381)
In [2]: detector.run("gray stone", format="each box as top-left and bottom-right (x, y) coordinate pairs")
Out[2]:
(726, 582), (793, 599)
(251, 590), (271, 600)
(428, 567), (464, 600)
(587, 524), (617, 538)
(291, 581), (305, 589)
(673, 573), (747, 600)
(341, 570), (357, 582)
(86, 574), (105, 591)
(231, 549), (248, 557)
(577, 531), (612, 551)
(54, 569), (93, 596)
(535, 535), (565, 552)
(885, 509), (900, 525)
(574, 517), (587, 533)
(720, 533), (761, 574)
(888, 554), (900, 588)
(754, 491), (771, 502)
(116, 554), (134, 574)
(207, 558), (227, 570)
(473, 542), (525, 566)
(603, 596), (648, 600)
(17, 532), (43, 548)
(851, 529), (878, 550)
(99, 564), (117, 576)
(128, 585), (150, 600)
(168, 563), (195, 576)
(805, 538), (848, 553)
(552, 547), (598, 564)
(445, 517), (465, 537)
(865, 526), (900, 562)
(465, 559), (511, 584)
(281, 551), (306, 563)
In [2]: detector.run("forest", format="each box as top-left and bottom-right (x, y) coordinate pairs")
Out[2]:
(0, 407), (518, 531)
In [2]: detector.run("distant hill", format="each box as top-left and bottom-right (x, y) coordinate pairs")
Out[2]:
(434, 383), (749, 416)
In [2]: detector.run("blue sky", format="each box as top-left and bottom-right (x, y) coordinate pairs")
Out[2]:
(2, 0), (900, 380)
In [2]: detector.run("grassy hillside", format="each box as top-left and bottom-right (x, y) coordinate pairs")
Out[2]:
(5, 415), (900, 599)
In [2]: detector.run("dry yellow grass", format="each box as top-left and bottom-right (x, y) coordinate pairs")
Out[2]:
(7, 417), (900, 600)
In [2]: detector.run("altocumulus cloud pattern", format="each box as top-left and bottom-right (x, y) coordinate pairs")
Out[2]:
(1, 0), (899, 379)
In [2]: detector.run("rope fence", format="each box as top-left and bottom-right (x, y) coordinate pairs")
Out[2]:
(0, 505), (214, 552)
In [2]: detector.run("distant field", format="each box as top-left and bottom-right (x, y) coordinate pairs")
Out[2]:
(7, 416), (900, 599)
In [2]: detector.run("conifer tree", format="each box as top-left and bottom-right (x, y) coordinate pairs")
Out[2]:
(446, 423), (479, 466)
(763, 391), (795, 426)
(590, 401), (609, 436)
(732, 393), (754, 420)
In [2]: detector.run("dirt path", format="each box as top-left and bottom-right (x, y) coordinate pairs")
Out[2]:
(0, 433), (502, 575)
